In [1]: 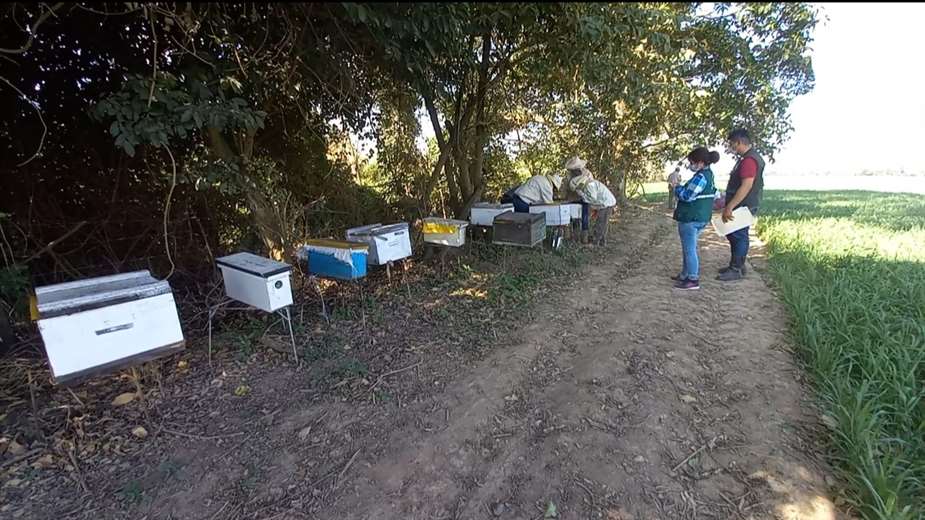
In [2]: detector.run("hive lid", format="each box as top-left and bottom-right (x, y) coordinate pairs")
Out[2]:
(35, 270), (172, 319)
(346, 223), (384, 237)
(494, 212), (544, 223)
(346, 222), (408, 237)
(422, 217), (469, 226)
(302, 239), (369, 251)
(472, 203), (514, 210)
(373, 222), (409, 234)
(216, 252), (292, 278)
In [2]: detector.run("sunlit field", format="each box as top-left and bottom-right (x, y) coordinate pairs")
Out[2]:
(757, 190), (925, 519)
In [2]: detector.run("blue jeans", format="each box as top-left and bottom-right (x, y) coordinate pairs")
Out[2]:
(678, 221), (708, 281)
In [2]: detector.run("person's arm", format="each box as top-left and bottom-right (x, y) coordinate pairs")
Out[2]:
(722, 157), (757, 222)
(674, 173), (707, 202)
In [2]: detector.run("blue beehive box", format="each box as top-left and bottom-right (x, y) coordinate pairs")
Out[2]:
(298, 239), (369, 281)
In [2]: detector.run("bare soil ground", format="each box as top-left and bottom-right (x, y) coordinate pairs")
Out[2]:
(1, 204), (842, 520)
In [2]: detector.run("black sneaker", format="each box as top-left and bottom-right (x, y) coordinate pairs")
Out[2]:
(673, 279), (701, 290)
(670, 273), (686, 281)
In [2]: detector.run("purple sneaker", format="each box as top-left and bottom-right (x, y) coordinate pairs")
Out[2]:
(673, 279), (701, 291)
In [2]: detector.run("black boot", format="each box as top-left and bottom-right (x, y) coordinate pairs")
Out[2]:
(717, 256), (746, 281)
(718, 251), (734, 274)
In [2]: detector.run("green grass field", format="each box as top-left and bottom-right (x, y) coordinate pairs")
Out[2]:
(756, 191), (925, 519)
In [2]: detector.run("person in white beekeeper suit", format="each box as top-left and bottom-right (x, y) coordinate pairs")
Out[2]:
(562, 156), (592, 243)
(500, 173), (563, 213)
(563, 156), (616, 245)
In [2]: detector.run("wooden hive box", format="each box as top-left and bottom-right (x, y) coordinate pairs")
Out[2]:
(216, 252), (293, 312)
(529, 203), (572, 226)
(298, 239), (369, 280)
(34, 270), (185, 385)
(346, 223), (413, 265)
(492, 212), (545, 247)
(470, 203), (514, 227)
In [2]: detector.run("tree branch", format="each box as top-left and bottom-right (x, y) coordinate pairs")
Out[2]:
(74, 3), (143, 16)
(146, 6), (158, 108)
(162, 145), (178, 279)
(0, 74), (47, 167)
(0, 3), (66, 55)
(422, 91), (446, 150)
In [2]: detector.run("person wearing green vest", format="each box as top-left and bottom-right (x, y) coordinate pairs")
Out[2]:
(669, 147), (719, 290)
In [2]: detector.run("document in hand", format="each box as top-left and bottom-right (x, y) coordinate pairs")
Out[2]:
(711, 207), (754, 237)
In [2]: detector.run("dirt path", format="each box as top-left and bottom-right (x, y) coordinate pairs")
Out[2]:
(4, 205), (842, 520)
(311, 208), (840, 520)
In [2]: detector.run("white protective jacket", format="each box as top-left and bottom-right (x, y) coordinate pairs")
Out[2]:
(574, 178), (616, 209)
(514, 175), (555, 204)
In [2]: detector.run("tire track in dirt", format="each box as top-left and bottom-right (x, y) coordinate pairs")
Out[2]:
(327, 205), (843, 520)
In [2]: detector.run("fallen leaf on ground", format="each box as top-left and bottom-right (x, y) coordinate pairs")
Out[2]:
(234, 385), (251, 397)
(8, 440), (26, 456)
(132, 426), (148, 439)
(545, 501), (558, 518)
(111, 392), (137, 406)
(298, 426), (312, 442)
(31, 454), (55, 469)
(679, 394), (697, 403)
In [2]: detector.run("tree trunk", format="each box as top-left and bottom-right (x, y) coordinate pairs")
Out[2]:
(467, 31), (493, 206)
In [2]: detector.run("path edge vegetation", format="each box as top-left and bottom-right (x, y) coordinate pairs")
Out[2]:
(755, 190), (925, 520)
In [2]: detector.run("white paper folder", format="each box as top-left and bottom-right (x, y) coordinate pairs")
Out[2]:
(711, 207), (754, 237)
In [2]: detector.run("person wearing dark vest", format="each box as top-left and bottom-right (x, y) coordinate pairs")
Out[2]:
(669, 147), (718, 291)
(718, 128), (765, 282)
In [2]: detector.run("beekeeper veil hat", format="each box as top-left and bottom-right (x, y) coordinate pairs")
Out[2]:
(564, 156), (587, 171)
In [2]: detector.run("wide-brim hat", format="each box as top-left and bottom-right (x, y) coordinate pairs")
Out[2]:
(564, 156), (587, 170)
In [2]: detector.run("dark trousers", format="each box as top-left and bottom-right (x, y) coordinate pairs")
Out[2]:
(500, 190), (531, 213)
(726, 207), (758, 268)
(580, 202), (590, 231)
(592, 206), (612, 243)
(726, 226), (749, 268)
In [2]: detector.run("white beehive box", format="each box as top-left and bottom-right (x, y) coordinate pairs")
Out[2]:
(422, 217), (469, 247)
(34, 270), (185, 385)
(564, 203), (583, 220)
(345, 223), (412, 265)
(469, 203), (514, 227)
(529, 203), (572, 226)
(216, 252), (293, 312)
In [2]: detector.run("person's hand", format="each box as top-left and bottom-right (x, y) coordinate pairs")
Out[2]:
(721, 207), (734, 223)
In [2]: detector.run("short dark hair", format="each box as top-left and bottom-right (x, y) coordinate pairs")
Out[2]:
(727, 128), (751, 144)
